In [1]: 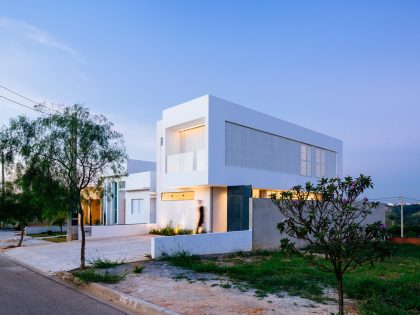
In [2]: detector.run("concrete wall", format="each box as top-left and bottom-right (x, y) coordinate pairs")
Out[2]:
(25, 225), (67, 234)
(151, 230), (252, 258)
(125, 191), (153, 224)
(252, 198), (307, 250)
(79, 223), (156, 239)
(156, 186), (211, 231)
(252, 199), (387, 251)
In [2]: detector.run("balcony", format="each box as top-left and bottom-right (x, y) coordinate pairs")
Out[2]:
(166, 149), (205, 173)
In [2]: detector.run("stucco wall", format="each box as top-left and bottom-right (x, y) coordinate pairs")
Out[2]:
(252, 199), (386, 250)
(125, 191), (153, 224)
(79, 223), (156, 239)
(156, 186), (211, 231)
(252, 198), (307, 250)
(151, 230), (252, 258)
(25, 225), (67, 234)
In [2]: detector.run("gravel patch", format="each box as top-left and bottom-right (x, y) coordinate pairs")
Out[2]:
(104, 260), (343, 315)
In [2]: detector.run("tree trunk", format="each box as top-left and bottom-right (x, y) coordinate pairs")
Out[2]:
(336, 273), (344, 315)
(17, 225), (24, 247)
(66, 209), (73, 242)
(79, 200), (86, 269)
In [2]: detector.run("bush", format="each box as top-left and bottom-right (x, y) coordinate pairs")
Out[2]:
(133, 264), (144, 274)
(150, 222), (193, 236)
(89, 258), (125, 269)
(73, 269), (124, 284)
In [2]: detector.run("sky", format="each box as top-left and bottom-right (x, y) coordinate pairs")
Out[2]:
(0, 1), (419, 201)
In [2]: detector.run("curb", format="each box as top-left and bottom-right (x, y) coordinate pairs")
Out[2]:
(58, 271), (179, 315)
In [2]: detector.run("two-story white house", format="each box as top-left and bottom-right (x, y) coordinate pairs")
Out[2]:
(156, 95), (343, 233)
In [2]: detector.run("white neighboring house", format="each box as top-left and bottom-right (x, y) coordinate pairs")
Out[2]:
(156, 95), (343, 232)
(102, 159), (156, 225)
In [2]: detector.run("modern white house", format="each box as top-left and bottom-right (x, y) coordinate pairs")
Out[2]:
(102, 159), (156, 225)
(156, 95), (343, 233)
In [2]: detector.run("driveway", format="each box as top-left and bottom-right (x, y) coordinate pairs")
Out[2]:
(2, 234), (154, 274)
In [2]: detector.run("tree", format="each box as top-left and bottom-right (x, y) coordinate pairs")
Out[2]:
(271, 175), (391, 315)
(10, 104), (126, 268)
(0, 182), (42, 247)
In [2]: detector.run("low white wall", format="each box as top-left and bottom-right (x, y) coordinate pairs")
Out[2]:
(25, 226), (67, 234)
(151, 230), (252, 258)
(79, 224), (156, 239)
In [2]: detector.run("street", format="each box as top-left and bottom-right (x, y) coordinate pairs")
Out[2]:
(0, 255), (131, 315)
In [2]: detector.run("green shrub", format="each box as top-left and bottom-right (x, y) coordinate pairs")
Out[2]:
(89, 257), (125, 269)
(133, 264), (145, 274)
(150, 222), (193, 236)
(73, 269), (124, 284)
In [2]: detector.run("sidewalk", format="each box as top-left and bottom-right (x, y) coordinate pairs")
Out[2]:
(2, 234), (153, 273)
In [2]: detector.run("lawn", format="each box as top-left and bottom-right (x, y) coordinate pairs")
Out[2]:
(41, 236), (67, 243)
(28, 232), (66, 237)
(164, 244), (419, 315)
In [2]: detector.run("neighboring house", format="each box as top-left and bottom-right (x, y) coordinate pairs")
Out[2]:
(156, 95), (343, 232)
(102, 159), (156, 225)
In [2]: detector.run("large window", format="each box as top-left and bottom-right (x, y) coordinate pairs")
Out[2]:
(315, 148), (326, 178)
(300, 144), (312, 176)
(131, 199), (144, 215)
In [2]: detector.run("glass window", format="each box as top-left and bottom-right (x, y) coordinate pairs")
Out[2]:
(300, 144), (311, 176)
(315, 148), (326, 178)
(131, 199), (144, 215)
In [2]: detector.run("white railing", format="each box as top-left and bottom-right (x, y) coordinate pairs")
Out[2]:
(166, 150), (206, 173)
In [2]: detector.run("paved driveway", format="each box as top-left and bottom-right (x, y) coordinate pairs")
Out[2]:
(2, 234), (154, 274)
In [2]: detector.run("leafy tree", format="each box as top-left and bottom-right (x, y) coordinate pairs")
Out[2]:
(10, 104), (126, 268)
(271, 175), (391, 315)
(0, 182), (42, 247)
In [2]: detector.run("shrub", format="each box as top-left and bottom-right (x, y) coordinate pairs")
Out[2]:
(150, 222), (193, 236)
(89, 257), (125, 269)
(73, 269), (124, 284)
(133, 264), (145, 274)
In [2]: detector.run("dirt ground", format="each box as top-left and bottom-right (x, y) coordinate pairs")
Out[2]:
(107, 261), (342, 315)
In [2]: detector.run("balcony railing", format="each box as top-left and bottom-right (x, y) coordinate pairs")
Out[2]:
(166, 150), (205, 173)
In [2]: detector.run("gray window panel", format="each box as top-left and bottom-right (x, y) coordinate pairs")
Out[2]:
(225, 122), (336, 177)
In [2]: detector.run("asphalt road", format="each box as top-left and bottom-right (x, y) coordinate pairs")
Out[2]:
(0, 255), (131, 315)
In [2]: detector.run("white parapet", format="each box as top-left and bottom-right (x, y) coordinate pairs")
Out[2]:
(151, 230), (252, 258)
(79, 224), (156, 239)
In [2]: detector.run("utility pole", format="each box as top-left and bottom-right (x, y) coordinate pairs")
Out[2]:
(400, 195), (404, 238)
(1, 151), (4, 196)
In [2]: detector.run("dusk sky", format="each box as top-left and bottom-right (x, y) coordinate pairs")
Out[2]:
(0, 1), (419, 201)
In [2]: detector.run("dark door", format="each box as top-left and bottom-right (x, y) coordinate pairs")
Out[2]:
(227, 185), (252, 231)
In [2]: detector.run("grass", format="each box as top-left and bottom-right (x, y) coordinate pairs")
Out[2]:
(133, 264), (145, 274)
(73, 269), (125, 284)
(89, 258), (125, 269)
(28, 231), (66, 237)
(164, 245), (420, 314)
(42, 236), (67, 243)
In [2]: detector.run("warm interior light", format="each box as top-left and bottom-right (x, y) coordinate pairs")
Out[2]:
(161, 191), (195, 201)
(178, 124), (205, 132)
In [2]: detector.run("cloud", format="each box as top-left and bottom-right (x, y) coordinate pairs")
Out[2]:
(0, 16), (79, 59)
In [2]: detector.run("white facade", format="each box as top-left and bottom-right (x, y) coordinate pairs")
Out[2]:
(102, 160), (156, 226)
(156, 95), (343, 232)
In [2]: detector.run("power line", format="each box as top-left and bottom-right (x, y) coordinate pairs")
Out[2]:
(0, 95), (43, 114)
(0, 84), (61, 114)
(0, 84), (39, 105)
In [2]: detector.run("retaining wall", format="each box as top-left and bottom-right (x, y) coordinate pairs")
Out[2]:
(25, 225), (67, 234)
(151, 230), (252, 258)
(78, 223), (156, 239)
